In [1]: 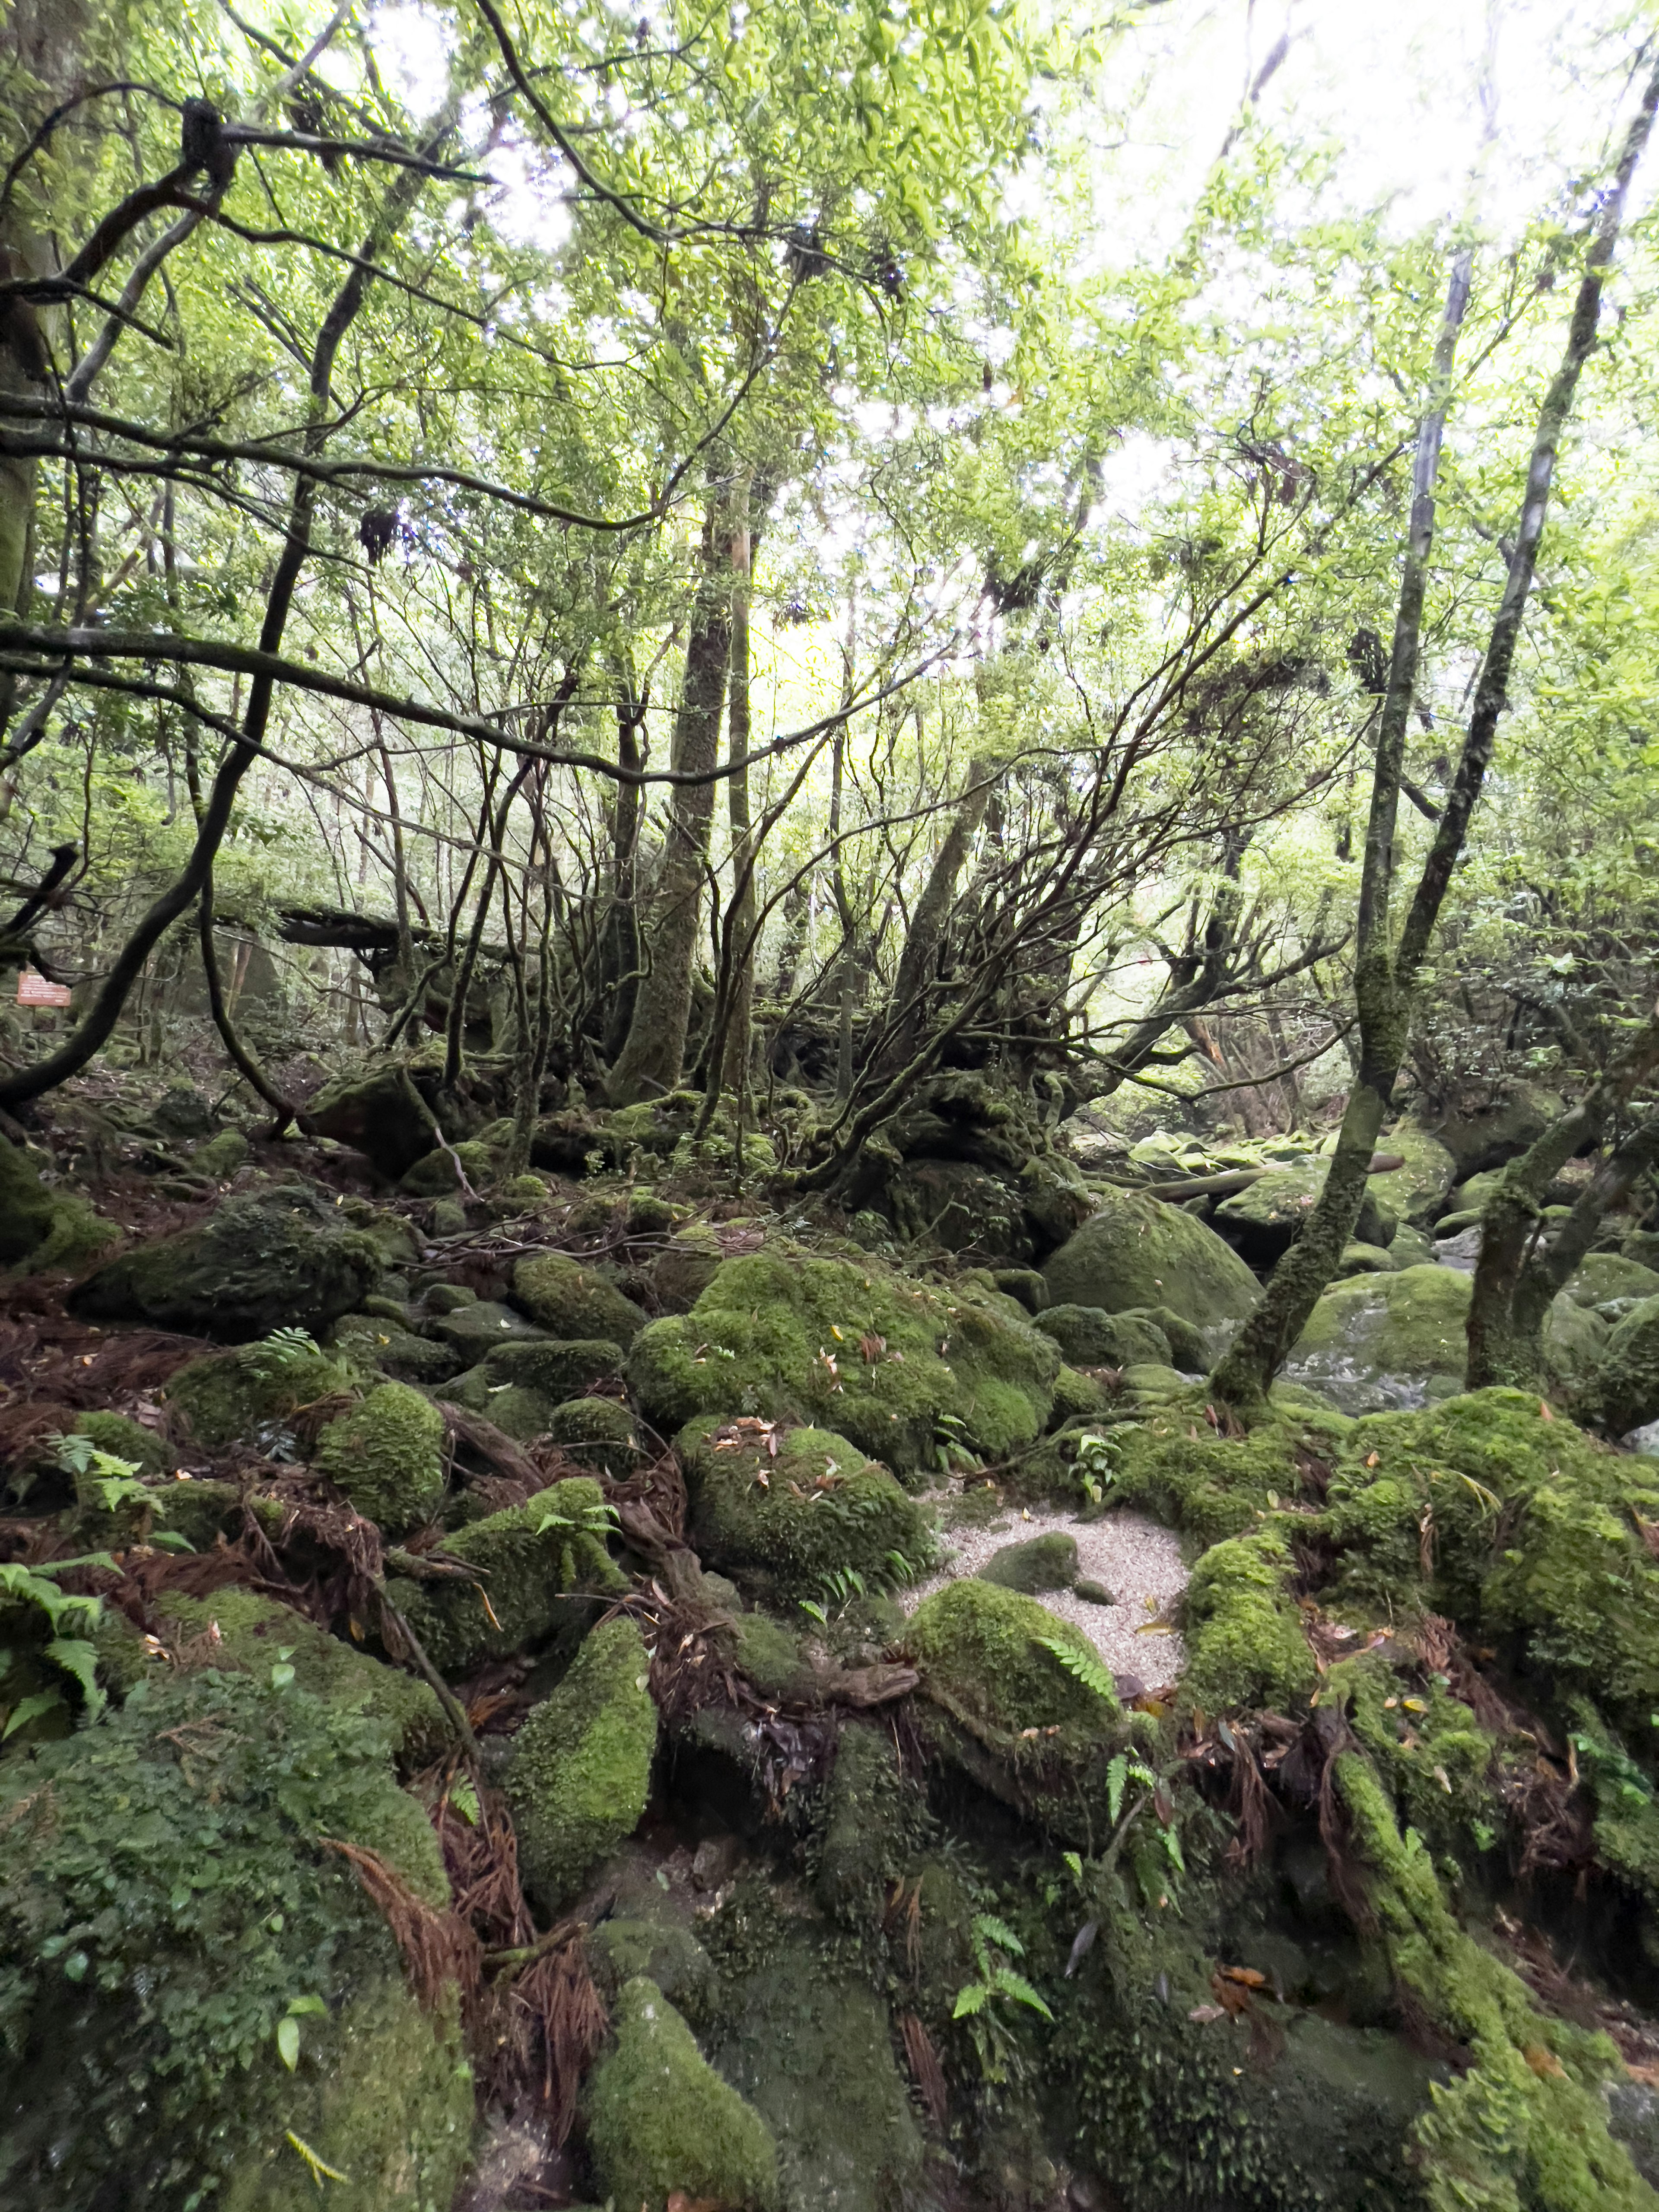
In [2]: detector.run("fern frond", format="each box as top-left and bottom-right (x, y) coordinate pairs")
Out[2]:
(1036, 1631), (1116, 1705)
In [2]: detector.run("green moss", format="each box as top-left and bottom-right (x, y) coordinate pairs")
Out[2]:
(72, 1409), (171, 1476)
(192, 1128), (249, 1180)
(315, 1382), (447, 1536)
(330, 1311), (461, 1386)
(1333, 1648), (1503, 1857)
(0, 1135), (118, 1274)
(505, 1617), (658, 1907)
(219, 1977), (474, 2212)
(1036, 1303), (1172, 1368)
(588, 1917), (717, 2019)
(1182, 1531), (1318, 1715)
(1286, 1264), (1472, 1415)
(511, 1251), (646, 1342)
(811, 1720), (922, 1929)
(546, 1395), (642, 1477)
(165, 1340), (353, 1449)
(976, 1531), (1078, 1593)
(585, 1978), (779, 2212)
(1594, 1296), (1659, 1436)
(155, 1588), (448, 1773)
(478, 1336), (624, 1397)
(732, 1610), (813, 1701)
(387, 1480), (626, 1676)
(1564, 1254), (1659, 1310)
(1337, 1754), (1653, 2212)
(1114, 1386), (1351, 1548)
(399, 1138), (498, 1196)
(0, 1670), (457, 2212)
(1049, 1364), (1113, 1424)
(628, 1249), (1058, 1477)
(906, 1576), (1119, 1740)
(1042, 1186), (1260, 1348)
(652, 1220), (727, 1309)
(679, 1416), (937, 1601)
(1381, 1122), (1460, 1227)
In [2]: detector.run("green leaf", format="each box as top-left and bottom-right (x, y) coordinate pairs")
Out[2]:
(45, 1637), (106, 1722)
(952, 1983), (988, 2018)
(286, 1994), (328, 2016)
(1107, 1751), (1128, 1825)
(276, 2014), (301, 2071)
(270, 1664), (296, 1693)
(973, 1913), (1025, 1957)
(990, 1966), (1054, 2021)
(3, 1689), (64, 1739)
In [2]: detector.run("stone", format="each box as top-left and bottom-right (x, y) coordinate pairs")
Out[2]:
(190, 1127), (248, 1179)
(1214, 1159), (1393, 1264)
(650, 1221), (726, 1310)
(1565, 1253), (1659, 1310)
(314, 1381), (447, 1536)
(477, 1337), (624, 1398)
(1402, 1086), (1564, 1181)
(1043, 1187), (1259, 1355)
(906, 1576), (1118, 1740)
(991, 1266), (1049, 1312)
(886, 1156), (1035, 1263)
(505, 1617), (658, 1907)
(512, 1251), (647, 1344)
(424, 1282), (477, 1314)
(545, 1396), (641, 1478)
(1374, 1122), (1459, 1226)
(1285, 1265), (1472, 1416)
(399, 1139), (498, 1197)
(1592, 1296), (1659, 1437)
(165, 1339), (352, 1449)
(0, 1135), (116, 1275)
(306, 1056), (464, 1179)
(976, 1531), (1078, 1592)
(1337, 1241), (1399, 1276)
(70, 1184), (381, 1341)
(431, 1299), (550, 1356)
(330, 1312), (462, 1387)
(585, 1979), (778, 2212)
(429, 1198), (469, 1237)
(1075, 1576), (1115, 1605)
(1035, 1303), (1171, 1369)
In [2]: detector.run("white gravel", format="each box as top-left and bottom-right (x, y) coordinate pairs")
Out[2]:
(902, 1497), (1189, 1692)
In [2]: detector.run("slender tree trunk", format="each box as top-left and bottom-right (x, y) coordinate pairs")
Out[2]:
(607, 497), (733, 1103)
(719, 482), (759, 1098)
(876, 748), (995, 1078)
(603, 654), (646, 1062)
(1213, 57), (1659, 1406)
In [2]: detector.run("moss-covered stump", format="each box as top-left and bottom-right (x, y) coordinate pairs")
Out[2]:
(710, 1922), (923, 2212)
(678, 1415), (936, 1602)
(504, 1616), (658, 1907)
(0, 1134), (116, 1274)
(975, 1530), (1079, 1593)
(1284, 1263), (1472, 1415)
(71, 1184), (382, 1340)
(315, 1381), (446, 1535)
(1036, 1302), (1173, 1369)
(512, 1251), (647, 1343)
(155, 1588), (448, 1764)
(0, 1671), (466, 2212)
(546, 1395), (641, 1477)
(1042, 1188), (1259, 1353)
(165, 1338), (353, 1449)
(585, 1977), (779, 2212)
(628, 1250), (1059, 1478)
(385, 1480), (626, 1675)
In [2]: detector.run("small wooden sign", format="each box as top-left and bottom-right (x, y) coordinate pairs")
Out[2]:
(16, 969), (71, 1007)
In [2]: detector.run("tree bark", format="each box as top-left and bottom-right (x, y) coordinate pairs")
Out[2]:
(607, 496), (733, 1103)
(718, 481), (759, 1098)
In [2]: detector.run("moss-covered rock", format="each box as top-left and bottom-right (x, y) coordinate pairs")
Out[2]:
(1112, 1386), (1351, 1549)
(385, 1480), (626, 1675)
(71, 1185), (381, 1340)
(585, 1977), (779, 2212)
(505, 1617), (657, 1907)
(0, 1134), (118, 1275)
(442, 1370), (559, 1441)
(1035, 1303), (1171, 1369)
(976, 1531), (1078, 1593)
(0, 1669), (465, 2212)
(165, 1338), (353, 1450)
(1049, 1364), (1113, 1424)
(399, 1138), (498, 1197)
(1285, 1264), (1471, 1414)
(71, 1408), (171, 1477)
(886, 1155), (1036, 1262)
(906, 1576), (1118, 1741)
(545, 1395), (641, 1477)
(1375, 1121), (1459, 1226)
(1042, 1188), (1259, 1354)
(1337, 1240), (1400, 1276)
(315, 1382), (446, 1536)
(652, 1221), (727, 1310)
(155, 1589), (447, 1767)
(1214, 1159), (1393, 1263)
(991, 1265), (1048, 1312)
(430, 1298), (549, 1357)
(1593, 1296), (1659, 1437)
(329, 1310), (462, 1386)
(732, 1609), (814, 1701)
(629, 1250), (1059, 1477)
(477, 1336), (624, 1398)
(512, 1252), (647, 1343)
(1564, 1253), (1659, 1312)
(191, 1127), (248, 1180)
(678, 1417), (935, 1602)
(1182, 1530), (1318, 1714)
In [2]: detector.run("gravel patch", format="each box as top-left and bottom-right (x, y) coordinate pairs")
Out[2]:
(903, 1498), (1188, 1693)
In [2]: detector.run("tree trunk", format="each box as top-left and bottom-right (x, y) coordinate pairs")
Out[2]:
(718, 483), (759, 1098)
(607, 498), (733, 1103)
(875, 748), (995, 1078)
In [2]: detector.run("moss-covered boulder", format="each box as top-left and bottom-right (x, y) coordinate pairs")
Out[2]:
(329, 1310), (461, 1386)
(906, 1576), (1118, 1741)
(315, 1382), (446, 1535)
(385, 1479), (626, 1675)
(429, 1298), (549, 1357)
(1035, 1303), (1171, 1369)
(442, 1370), (559, 1441)
(1042, 1189), (1259, 1354)
(1284, 1264), (1471, 1415)
(678, 1417), (936, 1602)
(1593, 1296), (1659, 1437)
(505, 1616), (658, 1907)
(70, 1185), (381, 1341)
(975, 1530), (1078, 1593)
(398, 1139), (498, 1197)
(1565, 1253), (1659, 1312)
(306, 1056), (464, 1179)
(546, 1395), (641, 1477)
(154, 1588), (447, 1763)
(71, 1408), (171, 1477)
(585, 1977), (778, 2212)
(1182, 1530), (1318, 1713)
(191, 1127), (248, 1180)
(886, 1156), (1036, 1262)
(512, 1252), (647, 1343)
(1214, 1159), (1393, 1263)
(628, 1250), (1059, 1478)
(1371, 1121), (1459, 1226)
(476, 1336), (624, 1398)
(0, 1670), (467, 2212)
(1336, 1240), (1399, 1276)
(0, 1135), (117, 1275)
(165, 1338), (353, 1450)
(652, 1221), (727, 1310)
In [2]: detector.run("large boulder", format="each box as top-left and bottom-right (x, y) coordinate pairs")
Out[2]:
(1374, 1122), (1458, 1227)
(0, 1669), (468, 2212)
(305, 1056), (465, 1180)
(885, 1156), (1036, 1263)
(1400, 1086), (1564, 1182)
(0, 1135), (116, 1274)
(505, 1617), (658, 1908)
(906, 1576), (1118, 1742)
(1565, 1254), (1659, 1314)
(71, 1185), (381, 1341)
(1035, 1303), (1172, 1369)
(585, 1978), (778, 2212)
(1593, 1297), (1659, 1438)
(512, 1252), (647, 1344)
(677, 1416), (936, 1601)
(1042, 1188), (1259, 1355)
(1214, 1159), (1393, 1264)
(165, 1338), (353, 1449)
(1285, 1264), (1470, 1415)
(314, 1382), (447, 1536)
(627, 1250), (1059, 1477)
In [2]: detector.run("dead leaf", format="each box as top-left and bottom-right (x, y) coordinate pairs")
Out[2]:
(1188, 2002), (1227, 2024)
(1539, 1400), (1555, 1423)
(1217, 1965), (1268, 1988)
(1523, 2044), (1565, 2080)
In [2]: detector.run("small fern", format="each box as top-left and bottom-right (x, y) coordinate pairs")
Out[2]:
(244, 1326), (321, 1378)
(1036, 1630), (1116, 1705)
